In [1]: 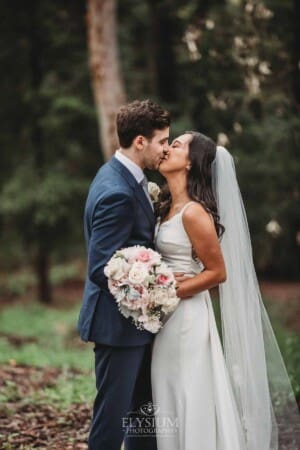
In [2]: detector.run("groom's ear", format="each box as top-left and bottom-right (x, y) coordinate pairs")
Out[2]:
(134, 135), (145, 151)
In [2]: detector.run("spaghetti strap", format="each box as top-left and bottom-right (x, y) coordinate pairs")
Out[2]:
(179, 201), (197, 216)
(180, 201), (214, 224)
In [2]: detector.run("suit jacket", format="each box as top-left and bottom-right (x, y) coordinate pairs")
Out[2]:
(77, 156), (156, 346)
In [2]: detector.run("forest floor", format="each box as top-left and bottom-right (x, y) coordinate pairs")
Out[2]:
(0, 364), (90, 449)
(0, 277), (299, 449)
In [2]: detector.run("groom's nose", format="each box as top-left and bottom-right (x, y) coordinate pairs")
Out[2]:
(163, 147), (170, 159)
(163, 139), (170, 150)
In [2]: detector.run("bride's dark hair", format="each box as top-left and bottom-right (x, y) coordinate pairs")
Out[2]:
(158, 131), (225, 238)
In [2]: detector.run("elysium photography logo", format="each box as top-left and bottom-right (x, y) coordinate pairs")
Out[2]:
(122, 401), (179, 437)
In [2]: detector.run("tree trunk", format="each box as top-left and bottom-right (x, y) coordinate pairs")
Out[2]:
(87, 0), (126, 160)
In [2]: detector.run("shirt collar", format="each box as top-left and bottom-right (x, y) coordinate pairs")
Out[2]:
(115, 149), (145, 184)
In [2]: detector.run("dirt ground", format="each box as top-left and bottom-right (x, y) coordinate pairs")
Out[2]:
(0, 364), (90, 449)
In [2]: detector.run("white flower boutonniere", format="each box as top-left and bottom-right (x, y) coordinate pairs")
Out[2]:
(148, 182), (161, 203)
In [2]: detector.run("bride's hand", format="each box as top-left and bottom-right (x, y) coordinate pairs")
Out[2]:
(174, 273), (193, 299)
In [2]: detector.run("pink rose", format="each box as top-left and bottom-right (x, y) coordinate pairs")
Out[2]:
(157, 274), (171, 285)
(137, 250), (151, 262)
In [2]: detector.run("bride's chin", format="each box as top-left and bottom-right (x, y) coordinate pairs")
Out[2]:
(158, 160), (169, 174)
(158, 166), (167, 176)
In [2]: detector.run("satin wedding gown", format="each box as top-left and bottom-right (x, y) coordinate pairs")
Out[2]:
(151, 202), (247, 450)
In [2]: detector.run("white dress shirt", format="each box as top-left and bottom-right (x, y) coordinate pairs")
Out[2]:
(115, 149), (144, 184)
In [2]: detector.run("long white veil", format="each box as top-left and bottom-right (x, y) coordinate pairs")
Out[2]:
(212, 146), (299, 449)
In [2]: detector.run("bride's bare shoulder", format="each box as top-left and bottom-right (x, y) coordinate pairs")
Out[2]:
(182, 202), (218, 245)
(182, 201), (210, 220)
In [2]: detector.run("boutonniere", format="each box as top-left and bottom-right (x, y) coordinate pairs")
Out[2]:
(148, 182), (161, 203)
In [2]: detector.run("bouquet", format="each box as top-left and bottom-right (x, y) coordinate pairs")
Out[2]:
(104, 246), (180, 333)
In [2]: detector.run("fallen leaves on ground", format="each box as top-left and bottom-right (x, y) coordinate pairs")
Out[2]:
(0, 364), (90, 449)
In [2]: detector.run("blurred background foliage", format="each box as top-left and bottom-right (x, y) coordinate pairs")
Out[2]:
(0, 0), (299, 303)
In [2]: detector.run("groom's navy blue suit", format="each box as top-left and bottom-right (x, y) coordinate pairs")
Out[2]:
(78, 155), (157, 450)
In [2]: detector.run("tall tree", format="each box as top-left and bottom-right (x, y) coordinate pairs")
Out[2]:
(0, 1), (96, 302)
(87, 0), (126, 160)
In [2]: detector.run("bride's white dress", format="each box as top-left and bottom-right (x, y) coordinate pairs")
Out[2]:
(151, 202), (247, 450)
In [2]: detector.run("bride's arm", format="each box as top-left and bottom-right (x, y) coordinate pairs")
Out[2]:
(175, 203), (226, 299)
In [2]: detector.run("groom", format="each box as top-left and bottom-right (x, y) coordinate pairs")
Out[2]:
(78, 99), (170, 450)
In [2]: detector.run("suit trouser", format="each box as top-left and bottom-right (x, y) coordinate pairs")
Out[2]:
(88, 342), (157, 450)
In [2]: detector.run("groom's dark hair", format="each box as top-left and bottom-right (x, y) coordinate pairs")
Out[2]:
(117, 99), (170, 148)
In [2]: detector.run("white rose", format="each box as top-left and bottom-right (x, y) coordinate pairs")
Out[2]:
(123, 246), (138, 261)
(161, 295), (180, 313)
(143, 317), (161, 333)
(104, 257), (127, 281)
(128, 262), (149, 285)
(149, 288), (169, 306)
(155, 262), (173, 278)
(148, 182), (161, 203)
(147, 249), (162, 266)
(149, 287), (179, 312)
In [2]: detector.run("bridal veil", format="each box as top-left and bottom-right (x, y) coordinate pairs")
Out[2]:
(211, 146), (299, 449)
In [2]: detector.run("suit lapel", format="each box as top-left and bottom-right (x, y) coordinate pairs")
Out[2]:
(109, 157), (155, 227)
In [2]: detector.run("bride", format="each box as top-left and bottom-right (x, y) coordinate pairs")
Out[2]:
(151, 131), (299, 450)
